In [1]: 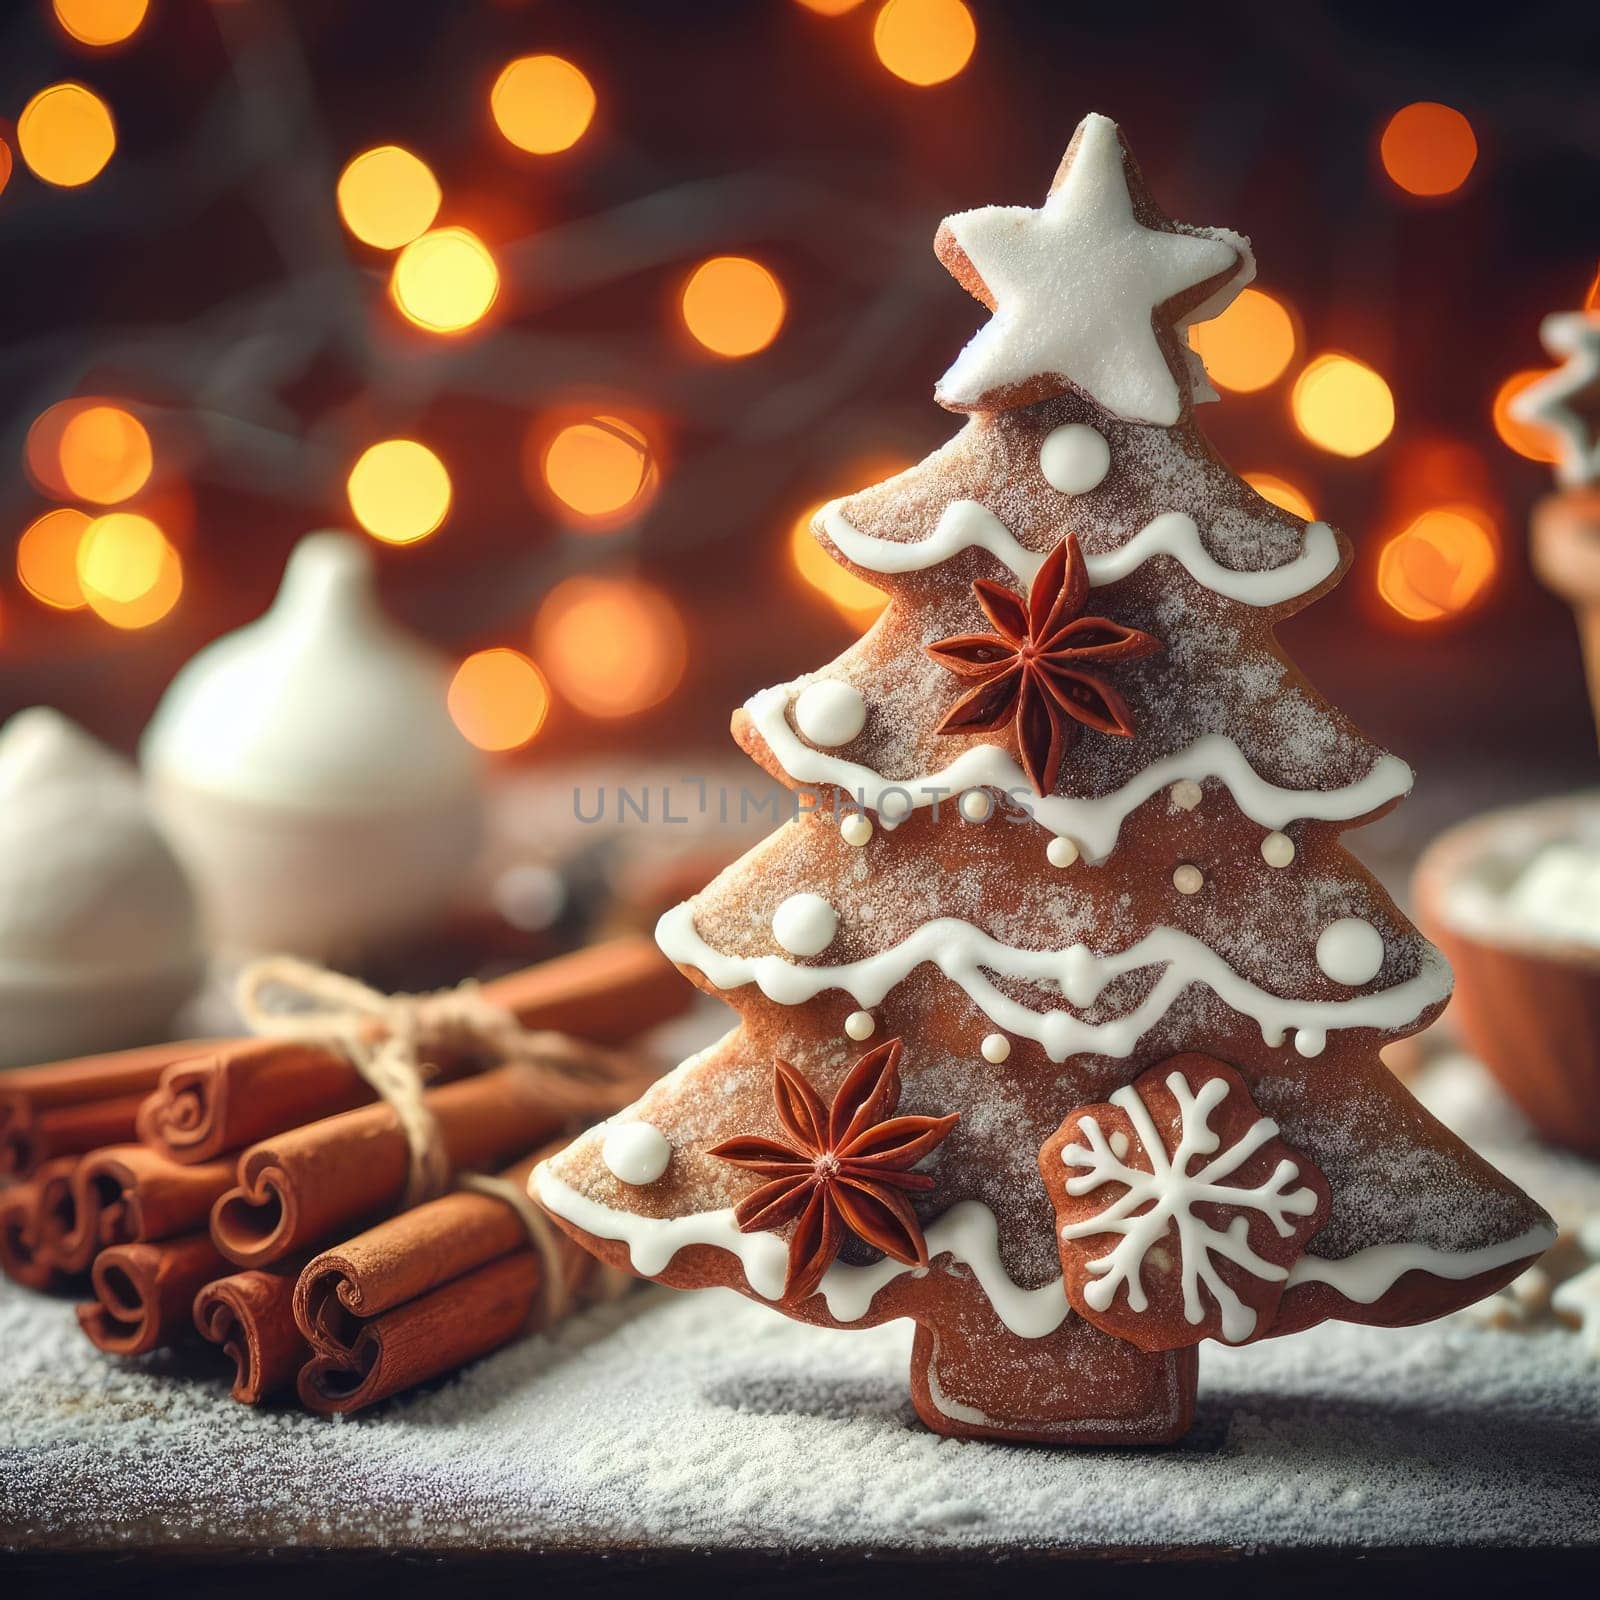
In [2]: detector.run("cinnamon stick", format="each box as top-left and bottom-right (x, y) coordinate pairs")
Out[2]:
(45, 1145), (234, 1274)
(294, 1147), (604, 1414)
(209, 1062), (606, 1268)
(193, 1264), (309, 1403)
(76, 1232), (227, 1356)
(0, 1039), (214, 1181)
(0, 1159), (78, 1289)
(298, 1252), (543, 1414)
(138, 934), (682, 1165)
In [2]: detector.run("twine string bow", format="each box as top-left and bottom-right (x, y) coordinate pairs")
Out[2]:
(234, 955), (641, 1322)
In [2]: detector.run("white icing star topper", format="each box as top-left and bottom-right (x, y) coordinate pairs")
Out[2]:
(1511, 308), (1600, 488)
(935, 112), (1250, 427)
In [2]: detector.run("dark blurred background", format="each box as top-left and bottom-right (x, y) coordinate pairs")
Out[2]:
(2, 0), (1598, 857)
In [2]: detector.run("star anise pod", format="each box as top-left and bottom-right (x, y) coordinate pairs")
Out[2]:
(708, 1039), (959, 1304)
(925, 534), (1162, 796)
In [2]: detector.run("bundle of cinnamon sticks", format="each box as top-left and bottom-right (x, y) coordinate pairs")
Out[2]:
(0, 936), (680, 1411)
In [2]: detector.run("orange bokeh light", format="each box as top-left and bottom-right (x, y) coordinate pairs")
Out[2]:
(1188, 288), (1297, 393)
(490, 55), (596, 155)
(1583, 260), (1600, 312)
(537, 415), (659, 526)
(76, 511), (182, 628)
(680, 256), (786, 358)
(1376, 505), (1498, 623)
(57, 404), (152, 504)
(533, 576), (688, 718)
(53, 0), (148, 47)
(873, 0), (976, 86)
(1291, 354), (1395, 458)
(796, 0), (866, 12)
(791, 502), (889, 625)
(390, 226), (499, 333)
(449, 648), (551, 752)
(1241, 472), (1315, 521)
(347, 440), (452, 545)
(337, 146), (441, 251)
(1379, 102), (1478, 198)
(1492, 369), (1562, 465)
(0, 138), (13, 198)
(17, 508), (91, 610)
(18, 82), (116, 188)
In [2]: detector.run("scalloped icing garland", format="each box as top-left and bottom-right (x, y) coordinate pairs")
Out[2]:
(532, 1165), (1556, 1342)
(747, 688), (1412, 864)
(819, 499), (1341, 606)
(657, 903), (1451, 1062)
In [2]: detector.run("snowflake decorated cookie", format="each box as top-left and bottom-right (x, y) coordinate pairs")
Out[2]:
(1040, 1056), (1331, 1350)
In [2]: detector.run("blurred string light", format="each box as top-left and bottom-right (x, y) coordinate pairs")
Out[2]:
(795, 0), (866, 13)
(337, 146), (440, 250)
(346, 440), (452, 544)
(0, 137), (12, 198)
(681, 256), (786, 357)
(1188, 288), (1296, 393)
(449, 648), (550, 752)
(1492, 370), (1562, 465)
(18, 82), (116, 187)
(52, 0), (148, 47)
(790, 501), (889, 624)
(17, 508), (91, 609)
(490, 55), (595, 155)
(1587, 263), (1600, 311)
(537, 415), (659, 525)
(390, 226), (499, 333)
(76, 511), (182, 628)
(57, 404), (151, 503)
(1376, 505), (1497, 623)
(1241, 472), (1315, 521)
(533, 576), (687, 717)
(1290, 354), (1394, 457)
(25, 398), (111, 497)
(873, 0), (976, 87)
(1380, 102), (1478, 198)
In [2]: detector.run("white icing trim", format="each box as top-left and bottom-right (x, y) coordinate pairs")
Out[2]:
(747, 686), (1411, 862)
(535, 1164), (1555, 1341)
(657, 902), (1450, 1063)
(922, 1332), (992, 1426)
(533, 1169), (1070, 1339)
(819, 499), (1341, 609)
(1283, 1221), (1556, 1302)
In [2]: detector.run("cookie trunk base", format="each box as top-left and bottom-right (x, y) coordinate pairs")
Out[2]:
(909, 1283), (1197, 1444)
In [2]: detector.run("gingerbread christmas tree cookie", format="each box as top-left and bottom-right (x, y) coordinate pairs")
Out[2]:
(534, 112), (1555, 1445)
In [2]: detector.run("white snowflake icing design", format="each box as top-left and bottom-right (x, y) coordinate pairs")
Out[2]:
(1059, 1071), (1321, 1342)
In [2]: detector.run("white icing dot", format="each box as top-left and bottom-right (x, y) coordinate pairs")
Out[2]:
(1046, 836), (1079, 868)
(1316, 917), (1384, 986)
(771, 893), (838, 957)
(793, 681), (865, 748)
(1294, 1029), (1327, 1058)
(1261, 831), (1296, 869)
(1172, 863), (1204, 896)
(1039, 423), (1111, 495)
(844, 1010), (876, 1041)
(959, 789), (993, 823)
(980, 1033), (1011, 1064)
(1170, 779), (1203, 811)
(840, 813), (873, 848)
(601, 1122), (672, 1186)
